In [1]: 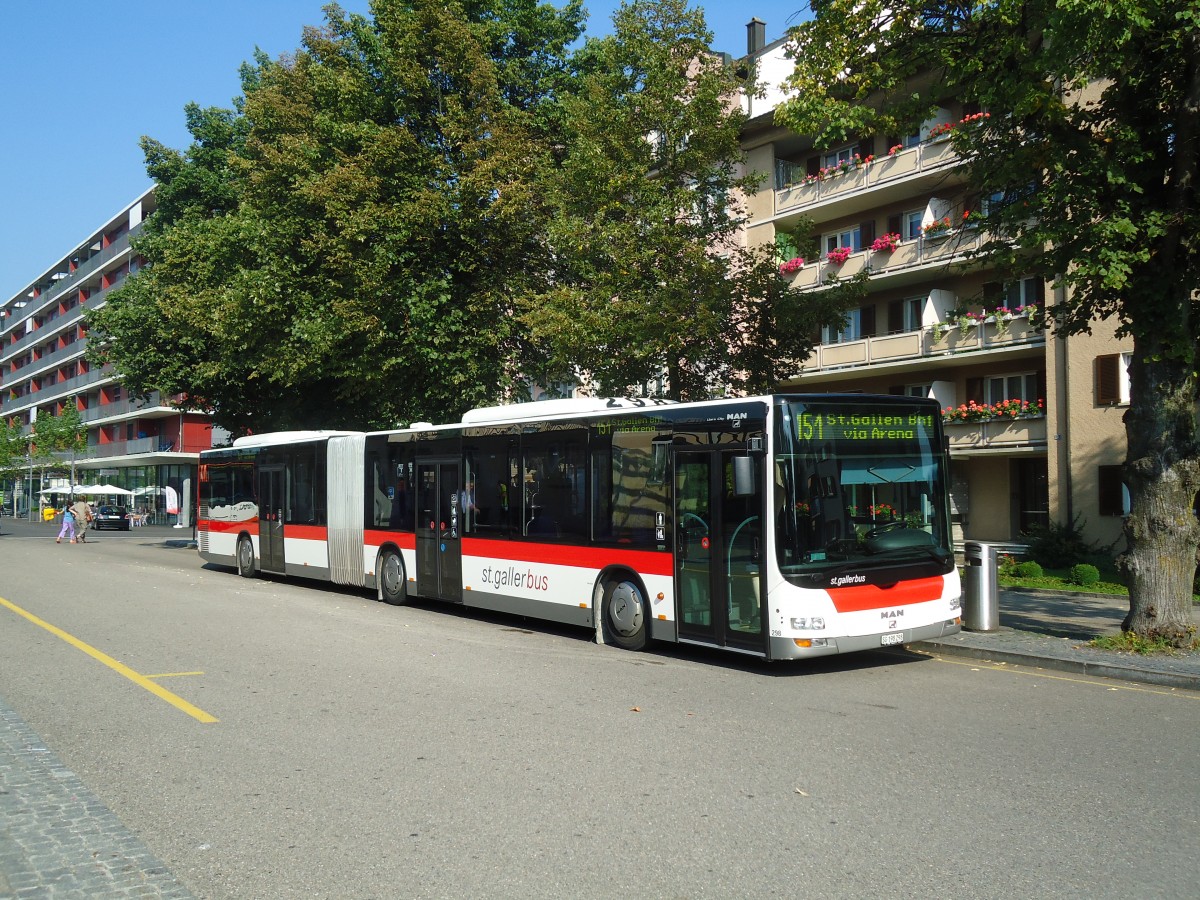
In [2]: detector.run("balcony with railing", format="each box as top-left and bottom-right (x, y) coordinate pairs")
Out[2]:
(781, 225), (984, 293)
(775, 138), (962, 219)
(803, 314), (1045, 374)
(944, 415), (1048, 453)
(80, 394), (173, 425)
(84, 436), (184, 459)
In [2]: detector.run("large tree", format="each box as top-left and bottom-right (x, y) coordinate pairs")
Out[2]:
(524, 0), (844, 400)
(88, 0), (584, 433)
(777, 0), (1199, 643)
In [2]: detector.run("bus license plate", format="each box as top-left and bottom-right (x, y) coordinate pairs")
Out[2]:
(881, 632), (904, 646)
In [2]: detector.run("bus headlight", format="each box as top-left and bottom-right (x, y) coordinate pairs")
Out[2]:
(791, 617), (826, 631)
(949, 594), (962, 611)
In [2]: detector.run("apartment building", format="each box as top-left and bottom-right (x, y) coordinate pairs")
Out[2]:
(736, 24), (1132, 551)
(1, 187), (221, 522)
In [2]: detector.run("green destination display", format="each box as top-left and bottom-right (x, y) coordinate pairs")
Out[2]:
(796, 410), (935, 443)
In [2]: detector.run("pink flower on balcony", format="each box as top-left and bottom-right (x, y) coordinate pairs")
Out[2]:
(778, 257), (805, 276)
(826, 246), (853, 265)
(870, 233), (901, 253)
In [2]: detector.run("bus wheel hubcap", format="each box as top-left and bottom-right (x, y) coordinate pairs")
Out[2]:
(609, 582), (643, 635)
(383, 555), (400, 592)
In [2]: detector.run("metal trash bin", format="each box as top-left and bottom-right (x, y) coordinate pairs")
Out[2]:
(962, 540), (1000, 631)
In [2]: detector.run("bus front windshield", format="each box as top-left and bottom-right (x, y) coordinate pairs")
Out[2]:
(773, 398), (953, 580)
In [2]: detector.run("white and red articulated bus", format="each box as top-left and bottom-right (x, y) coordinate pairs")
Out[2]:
(198, 394), (962, 661)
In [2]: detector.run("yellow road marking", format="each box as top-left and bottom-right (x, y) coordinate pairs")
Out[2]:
(0, 595), (219, 724)
(144, 672), (206, 679)
(919, 650), (1199, 699)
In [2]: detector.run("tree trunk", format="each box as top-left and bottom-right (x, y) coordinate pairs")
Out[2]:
(1117, 342), (1200, 646)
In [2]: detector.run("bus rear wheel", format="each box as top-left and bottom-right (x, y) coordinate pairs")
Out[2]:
(602, 576), (649, 651)
(236, 536), (255, 578)
(379, 549), (408, 605)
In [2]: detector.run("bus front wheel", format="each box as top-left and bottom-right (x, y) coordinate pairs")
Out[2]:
(602, 576), (648, 651)
(379, 549), (408, 606)
(236, 536), (255, 578)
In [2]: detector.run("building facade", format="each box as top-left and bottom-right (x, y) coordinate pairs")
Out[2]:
(736, 24), (1132, 551)
(1, 187), (222, 522)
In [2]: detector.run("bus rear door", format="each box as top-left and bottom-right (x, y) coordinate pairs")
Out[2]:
(416, 460), (463, 601)
(673, 448), (764, 652)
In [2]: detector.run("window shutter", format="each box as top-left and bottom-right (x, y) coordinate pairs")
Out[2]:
(859, 219), (876, 246)
(888, 300), (904, 334)
(982, 282), (1002, 305)
(886, 214), (902, 237)
(1034, 277), (1046, 303)
(886, 135), (899, 151)
(1095, 355), (1120, 404)
(859, 305), (877, 337)
(1036, 370), (1047, 405)
(806, 156), (821, 177)
(965, 377), (984, 404)
(888, 385), (906, 396)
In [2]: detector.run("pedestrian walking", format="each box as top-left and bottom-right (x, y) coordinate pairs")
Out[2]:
(57, 506), (76, 544)
(71, 497), (95, 543)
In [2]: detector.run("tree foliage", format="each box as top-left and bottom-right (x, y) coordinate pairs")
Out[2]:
(89, 0), (585, 432)
(524, 0), (843, 400)
(778, 0), (1199, 642)
(0, 418), (27, 479)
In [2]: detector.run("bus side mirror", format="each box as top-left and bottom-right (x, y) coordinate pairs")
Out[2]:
(732, 456), (755, 497)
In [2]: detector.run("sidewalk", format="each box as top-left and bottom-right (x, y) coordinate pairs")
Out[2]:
(913, 588), (1200, 691)
(0, 513), (196, 547)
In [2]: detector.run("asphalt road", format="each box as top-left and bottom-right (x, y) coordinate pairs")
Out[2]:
(1, 528), (1198, 899)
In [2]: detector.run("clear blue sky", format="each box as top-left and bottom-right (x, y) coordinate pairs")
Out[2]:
(1, 1), (804, 294)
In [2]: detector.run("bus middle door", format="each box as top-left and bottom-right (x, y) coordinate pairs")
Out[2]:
(673, 448), (764, 652)
(257, 464), (286, 573)
(416, 460), (463, 601)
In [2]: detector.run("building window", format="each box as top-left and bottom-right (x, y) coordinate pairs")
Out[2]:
(1095, 353), (1131, 405)
(985, 372), (1040, 405)
(902, 210), (923, 240)
(1004, 275), (1045, 307)
(886, 296), (923, 334)
(822, 309), (860, 344)
(891, 382), (932, 398)
(823, 146), (855, 168)
(824, 228), (862, 255)
(1098, 465), (1129, 517)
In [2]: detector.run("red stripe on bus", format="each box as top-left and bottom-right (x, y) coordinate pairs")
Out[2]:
(462, 537), (673, 576)
(827, 576), (944, 612)
(198, 518), (258, 534)
(365, 530), (416, 550)
(284, 524), (328, 541)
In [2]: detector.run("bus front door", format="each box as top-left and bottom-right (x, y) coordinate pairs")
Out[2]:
(416, 460), (463, 601)
(674, 449), (764, 652)
(258, 465), (285, 573)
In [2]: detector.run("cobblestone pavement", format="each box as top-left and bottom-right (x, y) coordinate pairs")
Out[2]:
(0, 699), (195, 899)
